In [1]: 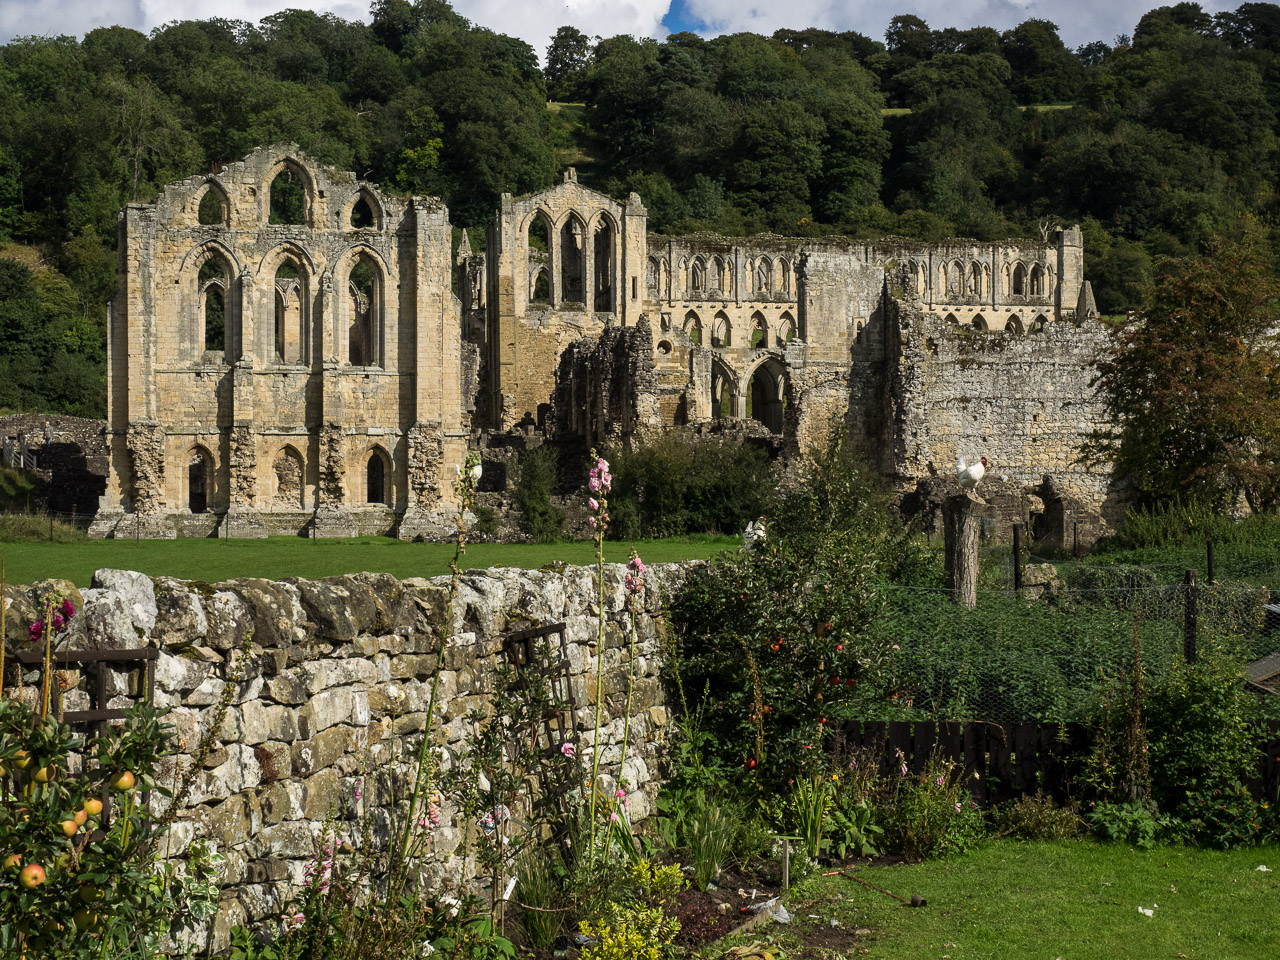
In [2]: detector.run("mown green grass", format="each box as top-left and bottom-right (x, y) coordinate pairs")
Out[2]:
(758, 840), (1280, 959)
(0, 534), (735, 587)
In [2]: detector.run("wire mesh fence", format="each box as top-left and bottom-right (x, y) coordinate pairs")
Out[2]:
(871, 576), (1276, 725)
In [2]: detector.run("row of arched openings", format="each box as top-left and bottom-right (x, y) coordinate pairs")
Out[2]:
(527, 211), (616, 311)
(672, 309), (796, 348)
(193, 163), (382, 231)
(942, 313), (1049, 334)
(903, 259), (1051, 300)
(645, 255), (792, 299)
(192, 245), (383, 367)
(184, 445), (393, 513)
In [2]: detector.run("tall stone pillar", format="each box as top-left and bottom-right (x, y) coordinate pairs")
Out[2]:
(224, 356), (267, 538)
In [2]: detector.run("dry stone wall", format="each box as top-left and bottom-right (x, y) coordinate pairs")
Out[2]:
(1, 563), (685, 950)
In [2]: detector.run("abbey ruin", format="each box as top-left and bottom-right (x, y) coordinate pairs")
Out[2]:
(91, 145), (1112, 539)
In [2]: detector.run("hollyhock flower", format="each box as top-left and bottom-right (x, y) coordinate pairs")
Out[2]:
(588, 477), (601, 493)
(615, 788), (626, 799)
(561, 742), (575, 757)
(52, 613), (65, 631)
(628, 556), (645, 575)
(588, 498), (598, 511)
(469, 463), (483, 482)
(61, 599), (75, 619)
(597, 457), (609, 472)
(624, 574), (642, 594)
(588, 517), (598, 529)
(29, 620), (44, 642)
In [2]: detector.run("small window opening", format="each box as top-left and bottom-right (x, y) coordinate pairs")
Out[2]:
(268, 167), (307, 225)
(367, 453), (387, 504)
(351, 195), (374, 229)
(188, 451), (210, 513)
(198, 189), (226, 226)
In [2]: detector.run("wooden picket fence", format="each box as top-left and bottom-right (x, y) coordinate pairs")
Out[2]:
(833, 719), (1280, 807)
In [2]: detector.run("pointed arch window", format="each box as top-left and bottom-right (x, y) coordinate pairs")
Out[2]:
(347, 254), (382, 367)
(268, 164), (309, 225)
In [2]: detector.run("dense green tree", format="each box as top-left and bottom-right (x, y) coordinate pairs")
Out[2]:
(545, 26), (592, 101)
(1086, 223), (1280, 511)
(1000, 19), (1084, 103)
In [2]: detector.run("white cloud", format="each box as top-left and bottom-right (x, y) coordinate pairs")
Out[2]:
(681, 0), (1239, 50)
(458, 0), (672, 58)
(0, 0), (1246, 59)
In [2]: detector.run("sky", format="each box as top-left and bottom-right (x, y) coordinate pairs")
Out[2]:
(0, 0), (1243, 57)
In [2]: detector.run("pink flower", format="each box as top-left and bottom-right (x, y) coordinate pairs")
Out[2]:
(900, 763), (908, 777)
(29, 620), (43, 641)
(588, 517), (598, 529)
(609, 812), (619, 823)
(597, 457), (609, 472)
(625, 574), (642, 594)
(588, 498), (599, 511)
(61, 598), (75, 620)
(561, 742), (575, 757)
(628, 556), (645, 575)
(616, 788), (626, 799)
(954, 802), (962, 813)
(588, 477), (601, 493)
(935, 776), (944, 787)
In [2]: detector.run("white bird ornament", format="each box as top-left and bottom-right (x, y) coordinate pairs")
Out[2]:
(956, 456), (987, 491)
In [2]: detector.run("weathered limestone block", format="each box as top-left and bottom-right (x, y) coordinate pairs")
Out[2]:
(292, 725), (355, 777)
(215, 579), (305, 648)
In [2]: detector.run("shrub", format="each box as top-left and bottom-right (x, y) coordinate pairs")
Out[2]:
(604, 434), (775, 539)
(1175, 781), (1279, 848)
(881, 754), (985, 859)
(0, 696), (221, 956)
(514, 446), (564, 541)
(670, 435), (926, 788)
(1087, 800), (1161, 849)
(993, 792), (1085, 841)
(1143, 654), (1260, 814)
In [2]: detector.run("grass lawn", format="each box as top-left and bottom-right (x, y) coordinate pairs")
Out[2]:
(0, 534), (734, 587)
(759, 840), (1279, 959)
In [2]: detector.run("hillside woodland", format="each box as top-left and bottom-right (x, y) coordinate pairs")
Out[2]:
(3, 1), (1280, 418)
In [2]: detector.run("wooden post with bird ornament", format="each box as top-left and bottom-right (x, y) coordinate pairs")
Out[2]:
(944, 493), (984, 608)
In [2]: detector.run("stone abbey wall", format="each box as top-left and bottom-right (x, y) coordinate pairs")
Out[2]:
(2, 563), (681, 950)
(95, 147), (1114, 537)
(92, 145), (468, 540)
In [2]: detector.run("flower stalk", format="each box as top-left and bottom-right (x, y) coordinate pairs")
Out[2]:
(586, 450), (611, 862)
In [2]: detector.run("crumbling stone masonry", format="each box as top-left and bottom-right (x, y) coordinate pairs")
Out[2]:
(90, 145), (468, 539)
(94, 148), (1114, 536)
(2, 563), (683, 950)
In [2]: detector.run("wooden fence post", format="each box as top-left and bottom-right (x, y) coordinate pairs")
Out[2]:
(943, 493), (983, 609)
(1184, 569), (1198, 664)
(1012, 523), (1023, 594)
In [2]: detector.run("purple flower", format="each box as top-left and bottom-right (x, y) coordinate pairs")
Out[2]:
(29, 620), (43, 642)
(52, 613), (65, 632)
(561, 742), (575, 757)
(625, 574), (642, 594)
(61, 599), (75, 620)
